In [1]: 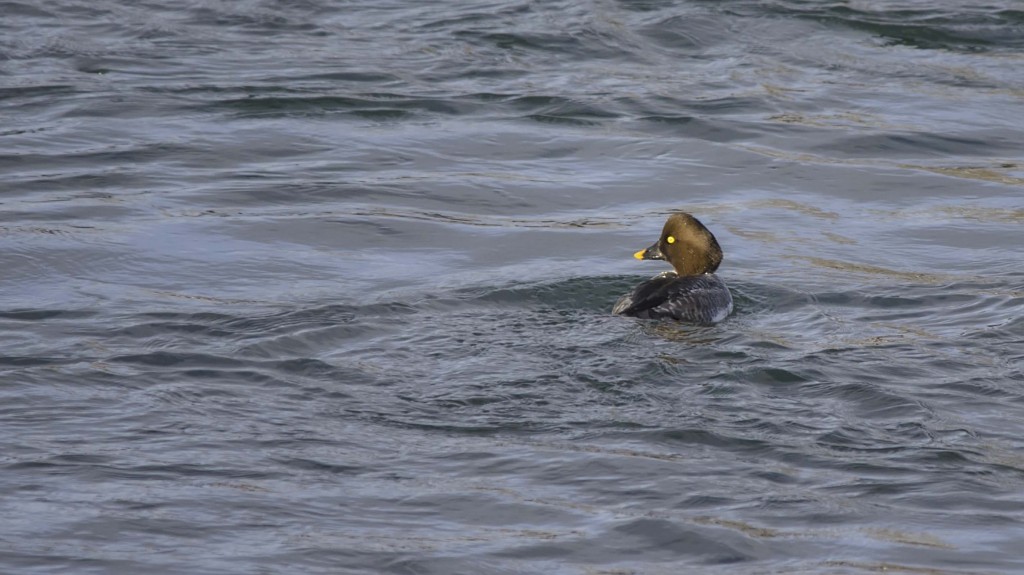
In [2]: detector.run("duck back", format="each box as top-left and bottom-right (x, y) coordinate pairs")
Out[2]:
(613, 272), (732, 325)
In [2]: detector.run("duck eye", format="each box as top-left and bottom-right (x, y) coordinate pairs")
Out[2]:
(666, 236), (676, 244)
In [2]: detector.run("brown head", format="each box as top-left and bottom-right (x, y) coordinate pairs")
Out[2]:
(633, 212), (723, 276)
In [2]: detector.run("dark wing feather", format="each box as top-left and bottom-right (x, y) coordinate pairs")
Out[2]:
(613, 273), (732, 324)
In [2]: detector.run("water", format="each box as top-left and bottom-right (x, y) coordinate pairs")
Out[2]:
(2, 1), (1024, 573)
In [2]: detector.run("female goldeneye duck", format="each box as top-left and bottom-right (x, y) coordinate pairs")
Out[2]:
(612, 212), (733, 324)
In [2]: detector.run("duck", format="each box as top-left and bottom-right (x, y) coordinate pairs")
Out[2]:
(612, 212), (733, 324)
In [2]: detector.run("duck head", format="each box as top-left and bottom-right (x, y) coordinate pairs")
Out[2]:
(634, 212), (723, 276)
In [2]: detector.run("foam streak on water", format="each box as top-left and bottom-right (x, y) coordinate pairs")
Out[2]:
(2, 1), (1024, 573)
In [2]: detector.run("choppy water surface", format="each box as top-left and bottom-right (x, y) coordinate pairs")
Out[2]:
(3, 1), (1024, 573)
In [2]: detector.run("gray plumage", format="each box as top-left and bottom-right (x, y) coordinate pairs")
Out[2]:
(612, 272), (732, 324)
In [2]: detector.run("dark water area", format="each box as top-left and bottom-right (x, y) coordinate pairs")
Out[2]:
(3, 1), (1024, 573)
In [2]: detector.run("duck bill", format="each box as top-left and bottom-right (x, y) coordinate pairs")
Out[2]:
(633, 241), (665, 261)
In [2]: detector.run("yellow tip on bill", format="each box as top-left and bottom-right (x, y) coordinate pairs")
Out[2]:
(633, 249), (645, 260)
